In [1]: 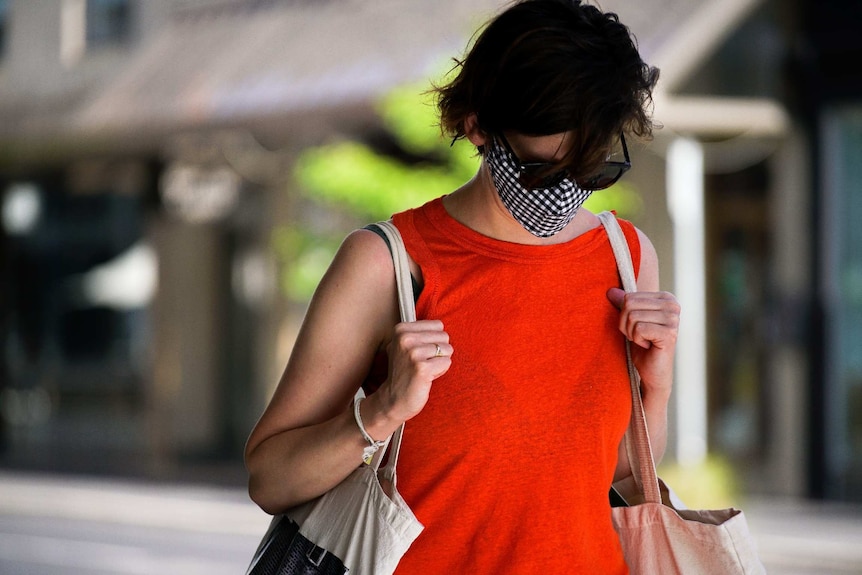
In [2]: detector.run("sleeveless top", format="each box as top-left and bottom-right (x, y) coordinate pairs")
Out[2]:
(386, 197), (639, 574)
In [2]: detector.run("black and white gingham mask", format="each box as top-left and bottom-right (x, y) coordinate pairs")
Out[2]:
(486, 136), (592, 238)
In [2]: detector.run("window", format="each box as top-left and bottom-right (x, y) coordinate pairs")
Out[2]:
(0, 0), (9, 60)
(61, 0), (131, 65)
(86, 0), (131, 48)
(822, 106), (862, 501)
(1, 168), (155, 464)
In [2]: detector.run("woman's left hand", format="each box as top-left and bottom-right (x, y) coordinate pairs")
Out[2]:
(607, 287), (680, 400)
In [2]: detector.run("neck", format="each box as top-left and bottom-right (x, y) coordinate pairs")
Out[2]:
(442, 164), (596, 245)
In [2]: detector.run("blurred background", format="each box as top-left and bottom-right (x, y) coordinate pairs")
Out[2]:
(0, 0), (861, 573)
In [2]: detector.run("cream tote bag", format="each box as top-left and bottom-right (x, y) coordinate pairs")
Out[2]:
(246, 220), (424, 575)
(598, 211), (766, 575)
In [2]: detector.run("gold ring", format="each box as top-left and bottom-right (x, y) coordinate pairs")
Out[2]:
(434, 344), (442, 358)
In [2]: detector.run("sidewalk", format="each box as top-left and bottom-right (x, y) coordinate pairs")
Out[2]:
(742, 497), (862, 574)
(0, 470), (269, 537)
(1, 471), (861, 574)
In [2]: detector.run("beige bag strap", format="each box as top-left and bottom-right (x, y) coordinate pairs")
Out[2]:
(367, 220), (415, 485)
(597, 211), (663, 505)
(373, 220), (417, 323)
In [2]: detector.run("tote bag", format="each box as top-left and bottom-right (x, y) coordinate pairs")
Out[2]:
(597, 211), (766, 575)
(246, 220), (424, 575)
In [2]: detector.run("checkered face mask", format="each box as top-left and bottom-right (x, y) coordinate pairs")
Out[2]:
(486, 136), (592, 238)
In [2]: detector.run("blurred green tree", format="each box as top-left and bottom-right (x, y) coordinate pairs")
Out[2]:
(278, 80), (643, 301)
(294, 83), (478, 221)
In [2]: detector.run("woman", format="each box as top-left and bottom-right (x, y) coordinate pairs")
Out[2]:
(245, 0), (680, 572)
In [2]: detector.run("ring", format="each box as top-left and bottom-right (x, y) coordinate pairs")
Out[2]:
(434, 344), (443, 358)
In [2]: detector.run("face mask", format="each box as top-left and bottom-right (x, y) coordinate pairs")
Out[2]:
(485, 136), (592, 238)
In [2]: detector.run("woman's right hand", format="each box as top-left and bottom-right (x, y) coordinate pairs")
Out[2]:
(365, 320), (452, 433)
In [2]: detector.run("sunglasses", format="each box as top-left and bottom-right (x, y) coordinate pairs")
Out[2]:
(496, 132), (631, 191)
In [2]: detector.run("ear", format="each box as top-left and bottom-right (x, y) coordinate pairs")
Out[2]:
(464, 113), (489, 147)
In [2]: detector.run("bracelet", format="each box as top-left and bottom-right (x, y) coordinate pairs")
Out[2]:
(354, 397), (387, 465)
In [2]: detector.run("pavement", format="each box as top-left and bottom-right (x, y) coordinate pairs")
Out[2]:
(0, 471), (268, 538)
(741, 497), (862, 574)
(0, 470), (861, 574)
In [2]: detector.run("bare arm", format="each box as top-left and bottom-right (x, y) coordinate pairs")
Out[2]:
(609, 227), (679, 482)
(244, 229), (451, 514)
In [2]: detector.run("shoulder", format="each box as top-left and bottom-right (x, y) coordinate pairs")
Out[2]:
(336, 227), (394, 271)
(304, 228), (400, 344)
(590, 210), (660, 291)
(321, 228), (397, 300)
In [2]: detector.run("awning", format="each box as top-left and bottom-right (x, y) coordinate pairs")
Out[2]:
(75, 0), (498, 135)
(0, 0), (785, 154)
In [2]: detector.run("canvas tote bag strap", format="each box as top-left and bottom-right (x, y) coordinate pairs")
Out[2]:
(597, 211), (662, 505)
(367, 220), (416, 484)
(372, 220), (417, 324)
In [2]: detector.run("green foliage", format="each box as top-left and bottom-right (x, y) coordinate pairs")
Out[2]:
(278, 76), (644, 301)
(271, 226), (342, 302)
(293, 139), (477, 221)
(583, 181), (643, 220)
(657, 455), (742, 509)
(377, 83), (445, 156)
(281, 79), (479, 301)
(293, 79), (479, 222)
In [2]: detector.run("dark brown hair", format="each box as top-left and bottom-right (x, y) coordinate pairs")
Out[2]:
(435, 0), (659, 182)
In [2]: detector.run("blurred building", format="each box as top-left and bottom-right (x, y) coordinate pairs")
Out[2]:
(0, 0), (860, 501)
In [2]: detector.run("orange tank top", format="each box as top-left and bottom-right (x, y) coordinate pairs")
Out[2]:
(389, 197), (639, 574)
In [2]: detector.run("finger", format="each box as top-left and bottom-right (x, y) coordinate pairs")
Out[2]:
(428, 343), (442, 360)
(606, 287), (626, 309)
(617, 295), (680, 330)
(622, 314), (678, 341)
(395, 319), (445, 333)
(607, 290), (679, 315)
(625, 317), (679, 349)
(620, 291), (679, 311)
(630, 326), (675, 350)
(426, 342), (453, 360)
(393, 321), (449, 343)
(618, 306), (680, 348)
(622, 308), (680, 328)
(392, 325), (448, 354)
